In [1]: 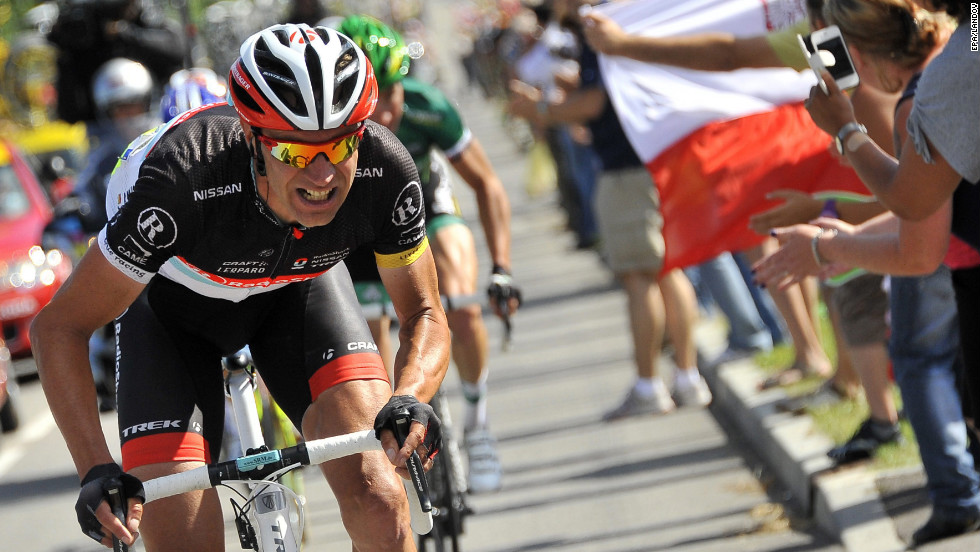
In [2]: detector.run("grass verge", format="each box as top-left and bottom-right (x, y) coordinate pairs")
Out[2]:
(752, 308), (921, 472)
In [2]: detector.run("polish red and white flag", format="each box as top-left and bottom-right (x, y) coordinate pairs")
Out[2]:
(596, 0), (868, 272)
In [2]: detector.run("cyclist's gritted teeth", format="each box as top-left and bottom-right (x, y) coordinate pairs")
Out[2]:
(299, 186), (337, 203)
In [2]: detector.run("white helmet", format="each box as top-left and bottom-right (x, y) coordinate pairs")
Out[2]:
(91, 58), (154, 115)
(228, 23), (377, 131)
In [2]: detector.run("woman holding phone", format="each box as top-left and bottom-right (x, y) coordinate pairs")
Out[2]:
(754, 0), (980, 545)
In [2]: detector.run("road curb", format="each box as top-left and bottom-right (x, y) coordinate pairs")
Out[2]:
(700, 346), (907, 552)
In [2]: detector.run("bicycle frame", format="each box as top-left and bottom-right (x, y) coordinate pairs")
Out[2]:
(113, 349), (432, 551)
(223, 352), (300, 551)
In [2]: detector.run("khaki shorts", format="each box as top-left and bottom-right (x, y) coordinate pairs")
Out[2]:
(825, 273), (889, 346)
(594, 166), (665, 274)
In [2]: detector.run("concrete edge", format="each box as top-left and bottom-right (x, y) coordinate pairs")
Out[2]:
(701, 356), (907, 552)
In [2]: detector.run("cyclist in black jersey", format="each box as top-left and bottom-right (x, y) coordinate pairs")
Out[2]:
(30, 23), (450, 551)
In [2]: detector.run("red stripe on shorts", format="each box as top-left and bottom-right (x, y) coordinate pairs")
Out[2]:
(121, 432), (210, 471)
(309, 352), (389, 400)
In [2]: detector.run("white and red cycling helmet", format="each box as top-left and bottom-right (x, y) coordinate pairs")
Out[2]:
(228, 23), (378, 131)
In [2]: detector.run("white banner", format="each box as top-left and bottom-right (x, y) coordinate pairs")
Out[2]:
(596, 0), (817, 161)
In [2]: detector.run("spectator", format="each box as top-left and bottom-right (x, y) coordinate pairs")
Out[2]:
(754, 0), (980, 545)
(47, 0), (184, 135)
(582, 1), (836, 390)
(513, 1), (600, 250)
(509, 0), (711, 420)
(687, 252), (775, 362)
(580, 0), (909, 463)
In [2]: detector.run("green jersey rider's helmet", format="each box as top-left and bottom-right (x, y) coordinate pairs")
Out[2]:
(336, 15), (410, 91)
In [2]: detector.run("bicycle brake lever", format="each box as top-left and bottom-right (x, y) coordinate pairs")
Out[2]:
(391, 408), (432, 513)
(107, 485), (129, 552)
(496, 296), (512, 352)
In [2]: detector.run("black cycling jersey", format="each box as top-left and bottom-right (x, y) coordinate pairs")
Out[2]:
(98, 103), (429, 470)
(100, 104), (427, 302)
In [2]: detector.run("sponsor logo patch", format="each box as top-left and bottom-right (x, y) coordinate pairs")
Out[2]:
(193, 182), (243, 201)
(137, 207), (178, 248)
(392, 181), (423, 226)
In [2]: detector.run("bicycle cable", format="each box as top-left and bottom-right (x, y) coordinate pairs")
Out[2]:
(223, 463), (307, 550)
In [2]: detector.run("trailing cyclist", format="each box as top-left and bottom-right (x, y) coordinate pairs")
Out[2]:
(31, 23), (451, 551)
(337, 14), (522, 495)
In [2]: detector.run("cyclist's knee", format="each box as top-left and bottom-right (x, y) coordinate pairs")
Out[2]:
(337, 464), (413, 548)
(446, 303), (485, 337)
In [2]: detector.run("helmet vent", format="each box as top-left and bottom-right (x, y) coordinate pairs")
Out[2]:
(333, 47), (359, 114)
(230, 79), (262, 114)
(253, 50), (307, 119)
(270, 28), (292, 47)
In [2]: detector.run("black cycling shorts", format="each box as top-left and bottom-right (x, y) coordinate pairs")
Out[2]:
(115, 264), (387, 471)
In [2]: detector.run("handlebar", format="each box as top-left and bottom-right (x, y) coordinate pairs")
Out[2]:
(133, 430), (433, 536)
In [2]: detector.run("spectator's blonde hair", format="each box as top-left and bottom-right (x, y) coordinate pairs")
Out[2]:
(823, 0), (950, 91)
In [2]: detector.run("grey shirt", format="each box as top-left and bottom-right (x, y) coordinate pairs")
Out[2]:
(906, 23), (980, 184)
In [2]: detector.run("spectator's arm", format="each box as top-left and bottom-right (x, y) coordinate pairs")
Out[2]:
(582, 11), (785, 70)
(806, 70), (961, 221)
(507, 79), (605, 127)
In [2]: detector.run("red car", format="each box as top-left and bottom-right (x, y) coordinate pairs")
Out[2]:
(0, 138), (72, 358)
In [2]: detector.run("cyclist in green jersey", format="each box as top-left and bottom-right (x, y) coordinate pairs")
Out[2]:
(338, 15), (521, 494)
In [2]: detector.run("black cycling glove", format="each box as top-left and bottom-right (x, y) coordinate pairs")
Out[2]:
(76, 463), (145, 542)
(487, 265), (522, 311)
(374, 395), (442, 460)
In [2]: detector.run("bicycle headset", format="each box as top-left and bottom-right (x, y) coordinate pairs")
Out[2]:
(335, 15), (411, 91)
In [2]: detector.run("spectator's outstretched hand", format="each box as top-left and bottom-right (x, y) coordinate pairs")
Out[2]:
(506, 80), (542, 121)
(752, 218), (855, 290)
(581, 12), (628, 56)
(748, 190), (822, 235)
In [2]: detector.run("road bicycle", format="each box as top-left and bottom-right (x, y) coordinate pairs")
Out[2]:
(110, 347), (432, 552)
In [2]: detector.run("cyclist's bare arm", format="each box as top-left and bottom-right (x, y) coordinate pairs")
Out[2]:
(29, 247), (146, 545)
(449, 139), (513, 274)
(378, 247), (451, 459)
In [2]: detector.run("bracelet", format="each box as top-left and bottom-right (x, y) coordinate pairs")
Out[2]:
(810, 228), (838, 266)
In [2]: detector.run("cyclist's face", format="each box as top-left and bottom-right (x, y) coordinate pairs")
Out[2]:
(371, 83), (405, 133)
(251, 124), (360, 228)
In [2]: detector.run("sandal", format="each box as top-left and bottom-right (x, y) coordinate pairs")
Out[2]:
(774, 380), (848, 414)
(758, 367), (806, 390)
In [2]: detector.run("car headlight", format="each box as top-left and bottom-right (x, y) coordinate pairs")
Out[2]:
(1, 245), (67, 289)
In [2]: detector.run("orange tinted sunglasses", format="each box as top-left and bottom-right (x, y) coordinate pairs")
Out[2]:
(255, 124), (365, 168)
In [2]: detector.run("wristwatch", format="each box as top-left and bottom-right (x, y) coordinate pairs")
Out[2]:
(835, 122), (868, 156)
